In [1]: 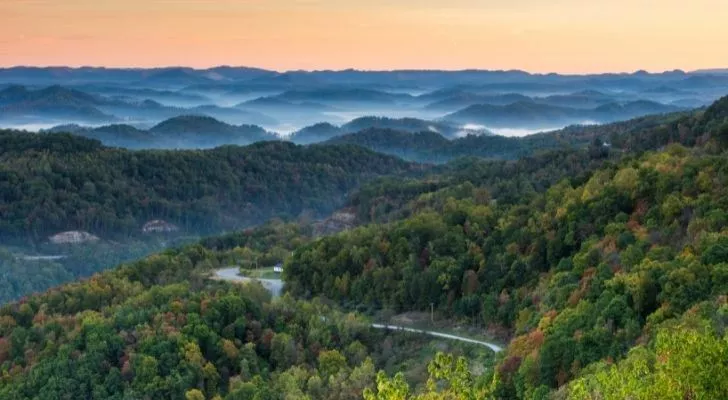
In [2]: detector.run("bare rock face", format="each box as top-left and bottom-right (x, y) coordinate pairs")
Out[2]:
(142, 219), (180, 234)
(313, 209), (357, 236)
(48, 231), (100, 244)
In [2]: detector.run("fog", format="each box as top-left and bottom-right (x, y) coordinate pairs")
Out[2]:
(2, 68), (723, 147)
(461, 120), (600, 138)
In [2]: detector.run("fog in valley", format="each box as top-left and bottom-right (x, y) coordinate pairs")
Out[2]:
(1, 66), (728, 304)
(2, 67), (727, 147)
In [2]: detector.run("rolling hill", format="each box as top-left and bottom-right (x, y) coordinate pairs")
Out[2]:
(45, 115), (278, 148)
(0, 129), (418, 245)
(0, 85), (116, 123)
(0, 96), (726, 400)
(445, 100), (682, 128)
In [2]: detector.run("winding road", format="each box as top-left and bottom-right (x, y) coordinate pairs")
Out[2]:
(212, 267), (284, 297)
(370, 324), (503, 352)
(212, 267), (503, 352)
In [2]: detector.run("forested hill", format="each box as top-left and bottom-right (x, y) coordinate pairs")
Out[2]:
(0, 131), (416, 244)
(345, 103), (711, 225)
(323, 110), (693, 164)
(284, 96), (728, 398)
(324, 128), (562, 163)
(0, 96), (727, 400)
(0, 223), (392, 400)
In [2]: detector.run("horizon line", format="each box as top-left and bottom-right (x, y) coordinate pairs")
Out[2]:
(1, 64), (726, 77)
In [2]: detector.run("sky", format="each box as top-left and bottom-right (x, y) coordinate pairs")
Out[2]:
(1, 0), (727, 73)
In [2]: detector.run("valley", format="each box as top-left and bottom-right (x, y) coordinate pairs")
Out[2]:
(211, 266), (503, 352)
(4, 0), (728, 397)
(2, 68), (726, 146)
(0, 67), (727, 400)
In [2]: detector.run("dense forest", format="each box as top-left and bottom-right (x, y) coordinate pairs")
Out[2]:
(324, 110), (690, 164)
(325, 129), (562, 163)
(287, 97), (728, 398)
(1, 96), (727, 399)
(47, 115), (279, 149)
(0, 131), (416, 244)
(0, 222), (495, 399)
(0, 132), (418, 304)
(0, 238), (178, 304)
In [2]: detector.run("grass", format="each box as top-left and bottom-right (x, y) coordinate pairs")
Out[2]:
(239, 266), (281, 279)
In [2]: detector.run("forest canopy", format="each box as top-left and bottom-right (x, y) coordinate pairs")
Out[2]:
(1, 95), (728, 399)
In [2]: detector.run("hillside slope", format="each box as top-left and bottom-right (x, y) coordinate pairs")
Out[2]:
(0, 132), (417, 244)
(287, 96), (728, 398)
(0, 96), (727, 400)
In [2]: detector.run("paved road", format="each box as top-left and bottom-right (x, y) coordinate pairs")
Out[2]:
(212, 267), (284, 297)
(212, 268), (503, 352)
(371, 323), (503, 352)
(16, 255), (67, 261)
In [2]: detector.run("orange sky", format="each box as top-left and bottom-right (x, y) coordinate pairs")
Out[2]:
(1, 0), (727, 73)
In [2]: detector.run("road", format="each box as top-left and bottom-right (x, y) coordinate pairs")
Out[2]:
(212, 267), (284, 297)
(370, 323), (503, 352)
(16, 255), (67, 261)
(212, 267), (503, 352)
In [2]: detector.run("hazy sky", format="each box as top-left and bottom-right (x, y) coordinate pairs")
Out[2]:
(1, 0), (726, 73)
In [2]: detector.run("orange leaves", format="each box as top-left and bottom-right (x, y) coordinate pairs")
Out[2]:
(508, 329), (546, 360)
(538, 310), (558, 331)
(221, 339), (240, 361)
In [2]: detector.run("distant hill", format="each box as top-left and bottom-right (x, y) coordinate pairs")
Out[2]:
(0, 85), (102, 106)
(74, 85), (214, 106)
(0, 85), (116, 123)
(45, 124), (151, 146)
(288, 122), (343, 144)
(46, 115), (278, 148)
(287, 116), (494, 144)
(236, 96), (333, 112)
(692, 68), (728, 75)
(444, 101), (584, 128)
(325, 129), (453, 162)
(445, 100), (683, 128)
(341, 116), (490, 138)
(200, 65), (274, 81)
(424, 92), (532, 111)
(670, 98), (709, 108)
(185, 105), (279, 126)
(0, 130), (417, 244)
(593, 100), (680, 118)
(148, 115), (277, 146)
(0, 84), (283, 129)
(137, 68), (219, 87)
(534, 91), (616, 109)
(424, 90), (621, 112)
(324, 107), (697, 164)
(324, 127), (563, 163)
(273, 88), (415, 105)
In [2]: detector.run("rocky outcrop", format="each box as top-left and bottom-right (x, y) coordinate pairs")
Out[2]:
(313, 210), (357, 236)
(142, 219), (180, 233)
(48, 231), (100, 244)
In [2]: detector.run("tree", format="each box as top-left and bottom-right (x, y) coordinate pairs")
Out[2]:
(270, 333), (298, 369)
(186, 389), (206, 400)
(318, 350), (348, 378)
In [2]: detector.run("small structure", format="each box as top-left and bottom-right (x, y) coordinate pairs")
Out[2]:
(273, 263), (283, 273)
(142, 220), (180, 234)
(49, 231), (100, 244)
